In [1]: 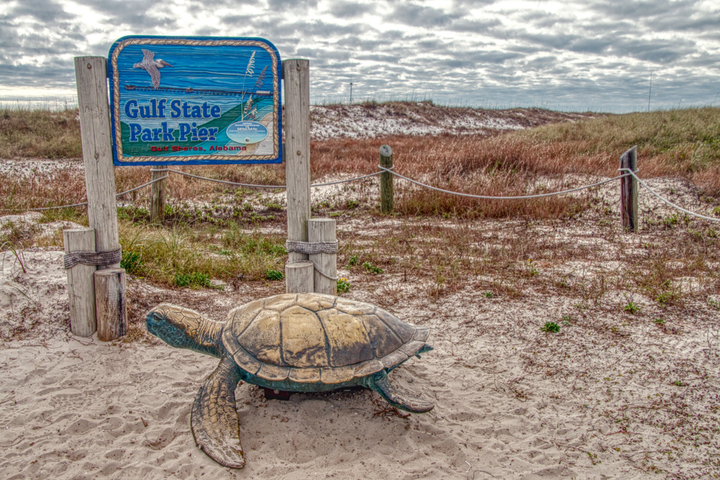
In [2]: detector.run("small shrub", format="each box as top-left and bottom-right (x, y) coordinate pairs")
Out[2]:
(346, 199), (359, 209)
(624, 302), (641, 314)
(120, 250), (143, 275)
(541, 322), (560, 333)
(526, 259), (539, 276)
(337, 277), (350, 294)
(483, 291), (493, 298)
(655, 291), (679, 305)
(362, 261), (383, 274)
(174, 272), (212, 289)
(266, 270), (284, 281)
(347, 254), (359, 267)
(662, 214), (678, 228)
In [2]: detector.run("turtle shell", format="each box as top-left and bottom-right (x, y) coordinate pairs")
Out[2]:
(220, 293), (430, 384)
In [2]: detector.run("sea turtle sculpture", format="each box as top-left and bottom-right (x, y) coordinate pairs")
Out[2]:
(145, 293), (433, 469)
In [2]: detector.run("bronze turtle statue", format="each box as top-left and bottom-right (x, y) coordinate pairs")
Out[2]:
(145, 293), (433, 469)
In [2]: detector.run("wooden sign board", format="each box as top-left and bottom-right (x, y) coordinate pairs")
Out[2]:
(108, 36), (282, 166)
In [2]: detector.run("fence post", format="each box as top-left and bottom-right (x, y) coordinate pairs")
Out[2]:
(64, 228), (96, 337)
(283, 58), (312, 293)
(150, 168), (167, 223)
(285, 261), (314, 293)
(75, 56), (126, 339)
(620, 145), (639, 232)
(380, 145), (394, 214)
(309, 218), (337, 295)
(95, 268), (127, 341)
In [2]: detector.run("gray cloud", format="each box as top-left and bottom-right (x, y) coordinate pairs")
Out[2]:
(6, 0), (72, 22)
(0, 0), (717, 112)
(389, 3), (464, 27)
(328, 1), (375, 18)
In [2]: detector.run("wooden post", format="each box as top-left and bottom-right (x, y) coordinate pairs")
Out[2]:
(150, 168), (167, 223)
(620, 146), (639, 232)
(74, 56), (121, 267)
(308, 218), (337, 295)
(283, 59), (311, 293)
(63, 228), (96, 337)
(380, 145), (394, 214)
(95, 268), (127, 341)
(285, 261), (314, 293)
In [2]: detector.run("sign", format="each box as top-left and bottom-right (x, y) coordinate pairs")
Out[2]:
(108, 36), (282, 166)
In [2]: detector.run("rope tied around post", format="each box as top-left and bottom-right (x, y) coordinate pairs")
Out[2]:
(285, 240), (339, 281)
(285, 240), (338, 255)
(63, 248), (122, 270)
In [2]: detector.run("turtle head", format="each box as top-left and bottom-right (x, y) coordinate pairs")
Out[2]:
(146, 303), (224, 358)
(415, 344), (433, 358)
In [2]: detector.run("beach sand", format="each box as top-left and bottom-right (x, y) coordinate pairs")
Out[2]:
(1, 219), (719, 479)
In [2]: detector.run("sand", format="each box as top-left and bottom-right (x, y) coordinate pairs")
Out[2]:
(2, 200), (720, 479)
(2, 144), (720, 478)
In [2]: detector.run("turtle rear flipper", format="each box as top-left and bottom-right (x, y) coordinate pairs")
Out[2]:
(191, 356), (245, 468)
(370, 370), (434, 413)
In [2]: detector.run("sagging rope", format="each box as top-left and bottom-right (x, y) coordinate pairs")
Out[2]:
(3, 164), (718, 224)
(0, 175), (169, 213)
(150, 168), (382, 189)
(621, 168), (720, 223)
(378, 165), (630, 200)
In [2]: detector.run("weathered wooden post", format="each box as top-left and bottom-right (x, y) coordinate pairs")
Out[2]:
(150, 168), (167, 223)
(283, 58), (313, 293)
(95, 269), (127, 341)
(74, 56), (126, 340)
(63, 228), (96, 337)
(620, 145), (639, 232)
(285, 262), (314, 293)
(308, 218), (337, 295)
(380, 144), (394, 214)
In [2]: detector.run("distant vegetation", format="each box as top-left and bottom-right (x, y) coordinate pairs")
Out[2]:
(1, 104), (719, 221)
(1, 103), (718, 296)
(0, 108), (81, 159)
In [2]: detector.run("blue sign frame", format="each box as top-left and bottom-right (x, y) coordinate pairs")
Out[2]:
(108, 36), (282, 166)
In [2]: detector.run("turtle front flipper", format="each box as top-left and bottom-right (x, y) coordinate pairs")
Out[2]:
(191, 356), (245, 468)
(369, 370), (434, 413)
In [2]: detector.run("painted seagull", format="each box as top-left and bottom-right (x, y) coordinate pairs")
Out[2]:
(133, 49), (172, 89)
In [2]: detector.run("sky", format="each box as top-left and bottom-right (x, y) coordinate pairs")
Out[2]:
(0, 0), (719, 112)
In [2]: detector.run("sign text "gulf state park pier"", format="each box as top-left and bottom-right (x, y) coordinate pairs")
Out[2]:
(125, 98), (222, 142)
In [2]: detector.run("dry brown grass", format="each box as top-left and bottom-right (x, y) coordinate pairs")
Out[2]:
(1, 105), (718, 223)
(0, 108), (81, 159)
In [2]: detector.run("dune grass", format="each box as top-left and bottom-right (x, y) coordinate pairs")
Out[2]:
(2, 105), (719, 292)
(119, 221), (287, 287)
(0, 108), (81, 159)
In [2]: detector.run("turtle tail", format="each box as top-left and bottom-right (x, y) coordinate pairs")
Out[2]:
(191, 356), (245, 468)
(369, 370), (434, 413)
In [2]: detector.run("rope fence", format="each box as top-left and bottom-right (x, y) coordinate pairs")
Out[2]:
(2, 151), (719, 224)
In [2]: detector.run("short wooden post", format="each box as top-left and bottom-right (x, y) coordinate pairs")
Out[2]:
(285, 261), (314, 293)
(63, 228), (96, 337)
(283, 58), (311, 293)
(150, 168), (167, 223)
(620, 146), (639, 232)
(75, 56), (121, 268)
(95, 268), (127, 341)
(308, 218), (337, 295)
(380, 145), (394, 214)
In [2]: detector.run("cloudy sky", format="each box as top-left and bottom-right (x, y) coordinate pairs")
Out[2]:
(1, 0), (719, 112)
